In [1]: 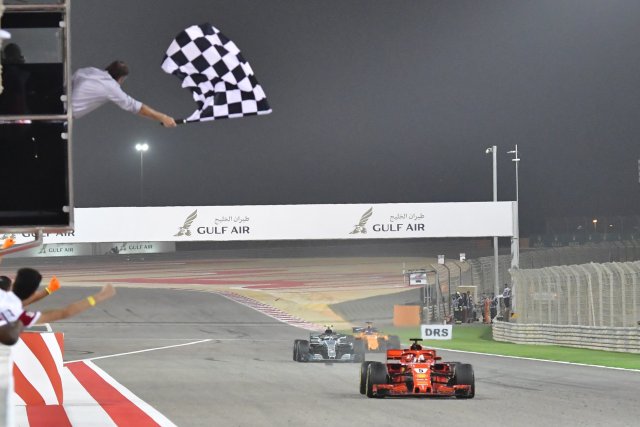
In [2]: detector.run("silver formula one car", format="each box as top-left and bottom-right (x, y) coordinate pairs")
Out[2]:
(293, 327), (365, 363)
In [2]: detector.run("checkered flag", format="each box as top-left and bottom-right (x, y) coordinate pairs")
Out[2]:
(161, 23), (271, 124)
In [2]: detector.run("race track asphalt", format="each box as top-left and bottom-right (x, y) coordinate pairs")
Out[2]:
(14, 254), (640, 427)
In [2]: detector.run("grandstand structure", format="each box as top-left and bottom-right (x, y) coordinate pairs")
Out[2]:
(0, 0), (72, 255)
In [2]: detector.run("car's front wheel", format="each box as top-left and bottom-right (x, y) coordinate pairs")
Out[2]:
(366, 362), (388, 398)
(295, 340), (310, 362)
(293, 339), (301, 361)
(453, 363), (475, 398)
(359, 361), (373, 395)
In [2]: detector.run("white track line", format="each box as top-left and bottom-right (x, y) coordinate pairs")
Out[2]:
(430, 347), (640, 372)
(65, 339), (212, 364)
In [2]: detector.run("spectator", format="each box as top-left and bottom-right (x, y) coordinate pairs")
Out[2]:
(502, 284), (512, 322)
(71, 60), (176, 127)
(490, 293), (498, 321)
(452, 292), (463, 323)
(460, 291), (469, 323)
(466, 291), (474, 322)
(483, 294), (491, 324)
(502, 284), (512, 308)
(0, 274), (60, 306)
(0, 43), (30, 114)
(0, 268), (115, 345)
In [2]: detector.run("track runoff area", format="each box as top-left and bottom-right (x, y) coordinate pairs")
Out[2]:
(9, 254), (639, 427)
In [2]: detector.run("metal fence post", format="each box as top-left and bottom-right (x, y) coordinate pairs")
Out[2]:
(563, 267), (574, 325)
(443, 263), (451, 318)
(612, 263), (627, 327)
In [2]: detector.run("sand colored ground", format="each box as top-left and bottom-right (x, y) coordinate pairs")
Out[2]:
(9, 254), (465, 328)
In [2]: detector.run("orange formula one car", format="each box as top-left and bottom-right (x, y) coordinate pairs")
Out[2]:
(360, 339), (475, 398)
(352, 322), (401, 352)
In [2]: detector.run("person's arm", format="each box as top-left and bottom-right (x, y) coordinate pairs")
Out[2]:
(138, 104), (177, 127)
(0, 237), (16, 267)
(105, 81), (175, 127)
(37, 284), (116, 324)
(1, 237), (15, 250)
(23, 276), (60, 307)
(0, 321), (24, 346)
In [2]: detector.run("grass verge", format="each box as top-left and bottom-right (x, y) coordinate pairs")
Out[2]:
(381, 325), (640, 370)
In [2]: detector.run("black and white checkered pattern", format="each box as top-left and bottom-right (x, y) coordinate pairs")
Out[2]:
(161, 23), (271, 123)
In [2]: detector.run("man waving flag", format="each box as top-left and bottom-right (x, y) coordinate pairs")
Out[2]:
(161, 23), (272, 124)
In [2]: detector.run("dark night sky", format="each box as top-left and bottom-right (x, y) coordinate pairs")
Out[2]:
(70, 0), (640, 235)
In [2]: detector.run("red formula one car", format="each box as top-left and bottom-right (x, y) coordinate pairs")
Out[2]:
(360, 339), (475, 398)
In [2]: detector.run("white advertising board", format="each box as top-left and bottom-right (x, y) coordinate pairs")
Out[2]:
(409, 271), (427, 286)
(5, 243), (94, 258)
(96, 242), (176, 255)
(421, 324), (453, 340)
(5, 201), (514, 244)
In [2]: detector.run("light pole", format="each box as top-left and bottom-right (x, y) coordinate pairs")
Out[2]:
(508, 145), (520, 269)
(439, 256), (452, 319)
(135, 143), (149, 205)
(485, 146), (500, 300)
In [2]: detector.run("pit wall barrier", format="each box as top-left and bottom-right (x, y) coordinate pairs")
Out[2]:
(0, 330), (65, 427)
(1, 344), (11, 427)
(13, 331), (64, 405)
(492, 321), (640, 353)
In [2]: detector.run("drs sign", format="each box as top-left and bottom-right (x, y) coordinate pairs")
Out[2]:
(421, 325), (453, 340)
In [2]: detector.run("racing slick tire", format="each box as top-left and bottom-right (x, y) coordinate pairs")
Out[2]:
(295, 340), (310, 362)
(360, 361), (373, 395)
(387, 335), (401, 350)
(353, 339), (366, 362)
(453, 363), (475, 399)
(293, 339), (302, 361)
(365, 362), (388, 398)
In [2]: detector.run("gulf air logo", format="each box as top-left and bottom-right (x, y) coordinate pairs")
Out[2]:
(174, 210), (198, 237)
(349, 207), (373, 234)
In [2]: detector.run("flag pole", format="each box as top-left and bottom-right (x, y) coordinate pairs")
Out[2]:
(160, 119), (187, 126)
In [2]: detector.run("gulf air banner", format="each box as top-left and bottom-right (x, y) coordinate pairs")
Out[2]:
(10, 202), (515, 244)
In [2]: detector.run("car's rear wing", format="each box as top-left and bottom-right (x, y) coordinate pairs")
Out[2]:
(352, 327), (380, 333)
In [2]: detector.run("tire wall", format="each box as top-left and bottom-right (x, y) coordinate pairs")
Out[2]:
(492, 321), (640, 353)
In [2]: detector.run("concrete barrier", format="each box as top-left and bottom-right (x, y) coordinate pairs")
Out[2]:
(0, 344), (13, 427)
(13, 331), (64, 405)
(493, 321), (640, 353)
(0, 330), (65, 427)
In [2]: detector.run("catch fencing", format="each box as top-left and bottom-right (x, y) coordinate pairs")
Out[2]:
(510, 261), (640, 328)
(469, 241), (640, 297)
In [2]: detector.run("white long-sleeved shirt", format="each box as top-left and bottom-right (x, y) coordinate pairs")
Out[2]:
(0, 290), (23, 326)
(71, 67), (142, 118)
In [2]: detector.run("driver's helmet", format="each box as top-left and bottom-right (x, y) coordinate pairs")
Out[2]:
(324, 328), (333, 334)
